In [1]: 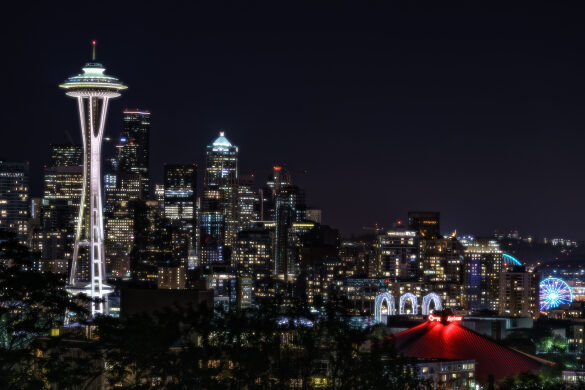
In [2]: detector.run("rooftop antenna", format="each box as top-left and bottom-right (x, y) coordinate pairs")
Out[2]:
(91, 40), (96, 61)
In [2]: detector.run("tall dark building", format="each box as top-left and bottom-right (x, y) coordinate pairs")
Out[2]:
(408, 211), (440, 239)
(259, 165), (292, 221)
(118, 110), (151, 198)
(274, 183), (306, 279)
(203, 132), (238, 249)
(0, 161), (29, 245)
(130, 199), (168, 285)
(164, 164), (197, 265)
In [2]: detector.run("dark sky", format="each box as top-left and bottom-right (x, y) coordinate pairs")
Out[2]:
(2, 2), (585, 239)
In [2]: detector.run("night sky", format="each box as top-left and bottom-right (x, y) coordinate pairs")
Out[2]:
(2, 2), (585, 239)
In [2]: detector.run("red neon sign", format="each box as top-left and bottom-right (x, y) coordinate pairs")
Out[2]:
(428, 314), (463, 323)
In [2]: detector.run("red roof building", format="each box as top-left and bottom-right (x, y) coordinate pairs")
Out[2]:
(390, 319), (550, 381)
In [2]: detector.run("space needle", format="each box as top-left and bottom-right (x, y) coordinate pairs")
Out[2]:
(60, 41), (127, 317)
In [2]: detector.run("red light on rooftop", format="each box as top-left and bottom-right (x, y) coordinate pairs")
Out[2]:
(273, 166), (282, 171)
(428, 314), (463, 323)
(92, 40), (96, 45)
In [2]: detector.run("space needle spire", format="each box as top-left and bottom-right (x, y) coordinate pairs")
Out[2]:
(59, 42), (127, 317)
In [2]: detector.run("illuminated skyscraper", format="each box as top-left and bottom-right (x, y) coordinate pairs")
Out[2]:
(421, 235), (464, 309)
(49, 144), (83, 167)
(233, 227), (272, 281)
(164, 164), (197, 265)
(463, 238), (502, 313)
(59, 42), (127, 316)
(118, 109), (150, 198)
(36, 146), (83, 269)
(375, 228), (420, 281)
(499, 266), (540, 318)
(237, 174), (257, 229)
(0, 161), (29, 245)
(203, 132), (238, 249)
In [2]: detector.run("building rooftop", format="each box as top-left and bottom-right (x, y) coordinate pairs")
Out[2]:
(390, 319), (551, 381)
(210, 131), (236, 151)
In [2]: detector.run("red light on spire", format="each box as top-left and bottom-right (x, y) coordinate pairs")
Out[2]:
(91, 40), (97, 61)
(273, 166), (282, 171)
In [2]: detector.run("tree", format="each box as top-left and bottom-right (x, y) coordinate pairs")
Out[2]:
(0, 231), (98, 390)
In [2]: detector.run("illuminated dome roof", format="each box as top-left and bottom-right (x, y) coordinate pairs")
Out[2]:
(211, 131), (234, 151)
(390, 320), (550, 381)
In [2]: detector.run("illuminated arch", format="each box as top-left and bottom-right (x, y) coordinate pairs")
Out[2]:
(421, 293), (442, 315)
(502, 253), (522, 267)
(399, 293), (418, 315)
(374, 292), (396, 323)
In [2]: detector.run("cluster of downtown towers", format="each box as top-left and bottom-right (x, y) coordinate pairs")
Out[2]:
(0, 56), (538, 317)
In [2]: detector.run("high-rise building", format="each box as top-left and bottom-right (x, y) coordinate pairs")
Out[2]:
(203, 132), (238, 249)
(104, 174), (145, 279)
(59, 42), (126, 316)
(0, 161), (29, 245)
(306, 208), (322, 224)
(130, 199), (168, 284)
(376, 229), (420, 281)
(104, 203), (133, 278)
(463, 238), (502, 313)
(233, 227), (272, 281)
(237, 174), (257, 229)
(164, 164), (197, 265)
(274, 184), (306, 279)
(408, 211), (440, 239)
(49, 144), (83, 167)
(340, 240), (376, 277)
(421, 236), (465, 309)
(200, 211), (225, 265)
(36, 150), (83, 270)
(118, 110), (150, 198)
(258, 165), (292, 221)
(499, 266), (540, 318)
(158, 265), (186, 289)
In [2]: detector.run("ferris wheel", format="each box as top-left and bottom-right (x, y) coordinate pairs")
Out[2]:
(539, 277), (573, 311)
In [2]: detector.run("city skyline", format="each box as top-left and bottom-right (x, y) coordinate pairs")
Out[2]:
(2, 3), (585, 240)
(4, 3), (585, 388)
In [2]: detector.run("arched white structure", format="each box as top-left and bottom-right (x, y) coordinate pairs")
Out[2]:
(399, 293), (418, 315)
(374, 292), (396, 323)
(421, 293), (442, 315)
